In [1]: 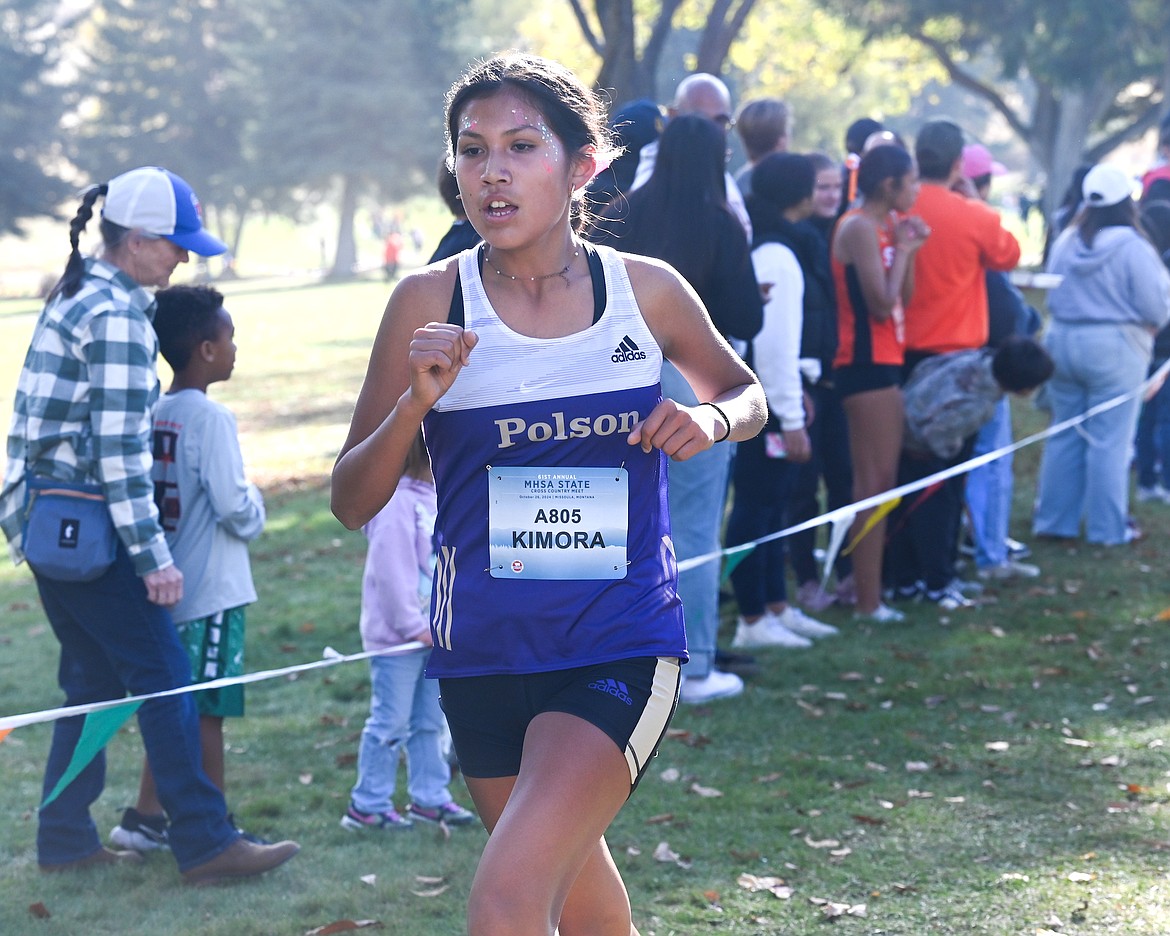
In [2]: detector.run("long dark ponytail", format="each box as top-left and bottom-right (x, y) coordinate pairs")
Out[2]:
(48, 184), (109, 302)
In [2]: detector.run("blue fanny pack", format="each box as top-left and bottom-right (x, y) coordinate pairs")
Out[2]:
(22, 476), (118, 582)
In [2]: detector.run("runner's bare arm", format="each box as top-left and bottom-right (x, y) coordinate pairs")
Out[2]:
(332, 265), (476, 529)
(622, 255), (766, 460)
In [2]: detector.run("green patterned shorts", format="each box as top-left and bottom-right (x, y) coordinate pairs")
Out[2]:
(177, 606), (247, 718)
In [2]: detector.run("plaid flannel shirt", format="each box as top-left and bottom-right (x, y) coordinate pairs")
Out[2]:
(0, 257), (173, 575)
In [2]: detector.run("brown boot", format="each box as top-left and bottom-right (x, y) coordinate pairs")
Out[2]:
(40, 846), (144, 872)
(181, 837), (299, 886)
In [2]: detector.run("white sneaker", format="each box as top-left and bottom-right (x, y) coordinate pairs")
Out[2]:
(854, 603), (906, 623)
(774, 606), (839, 639)
(678, 669), (744, 704)
(1137, 484), (1170, 504)
(976, 559), (1041, 580)
(731, 615), (813, 649)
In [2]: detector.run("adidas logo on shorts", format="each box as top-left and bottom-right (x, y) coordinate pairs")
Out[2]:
(587, 677), (633, 705)
(611, 335), (647, 363)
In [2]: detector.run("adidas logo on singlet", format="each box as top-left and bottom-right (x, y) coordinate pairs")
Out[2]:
(611, 335), (647, 363)
(587, 677), (634, 705)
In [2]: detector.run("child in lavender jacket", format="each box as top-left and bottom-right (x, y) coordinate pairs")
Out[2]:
(341, 432), (474, 830)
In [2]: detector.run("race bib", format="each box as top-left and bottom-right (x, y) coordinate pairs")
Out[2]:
(488, 466), (628, 580)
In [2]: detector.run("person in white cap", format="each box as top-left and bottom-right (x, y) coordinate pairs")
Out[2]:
(1033, 164), (1170, 545)
(0, 167), (300, 883)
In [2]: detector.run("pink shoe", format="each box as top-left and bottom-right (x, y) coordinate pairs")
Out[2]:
(796, 580), (836, 613)
(834, 574), (857, 607)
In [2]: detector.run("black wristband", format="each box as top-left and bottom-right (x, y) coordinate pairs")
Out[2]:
(700, 401), (731, 443)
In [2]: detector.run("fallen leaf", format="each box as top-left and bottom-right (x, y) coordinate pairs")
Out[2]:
(305, 921), (383, 935)
(809, 898), (867, 919)
(851, 814), (885, 826)
(415, 875), (446, 885)
(360, 874), (376, 886)
(653, 841), (680, 863)
(905, 761), (931, 773)
(702, 889), (720, 903)
(985, 741), (1010, 752)
(689, 782), (723, 798)
(1067, 871), (1094, 883)
(29, 903), (50, 920)
(659, 767), (680, 783)
(411, 884), (450, 898)
(756, 772), (783, 783)
(299, 773), (313, 785)
(804, 835), (841, 849)
(644, 813), (674, 825)
(737, 873), (793, 899)
(664, 729), (711, 748)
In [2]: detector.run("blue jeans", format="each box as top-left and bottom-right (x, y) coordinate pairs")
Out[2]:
(34, 546), (236, 870)
(661, 363), (732, 680)
(350, 650), (453, 812)
(1034, 322), (1150, 544)
(1135, 360), (1170, 490)
(966, 396), (1013, 568)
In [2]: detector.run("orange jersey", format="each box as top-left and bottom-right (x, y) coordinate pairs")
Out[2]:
(833, 210), (905, 368)
(903, 183), (1020, 354)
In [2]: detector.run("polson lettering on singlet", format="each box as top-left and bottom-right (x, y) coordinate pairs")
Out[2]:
(493, 409), (639, 449)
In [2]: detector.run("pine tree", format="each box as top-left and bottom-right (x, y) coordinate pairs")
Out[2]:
(0, 0), (74, 236)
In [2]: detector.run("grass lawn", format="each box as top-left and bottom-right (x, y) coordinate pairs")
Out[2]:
(2, 276), (1170, 935)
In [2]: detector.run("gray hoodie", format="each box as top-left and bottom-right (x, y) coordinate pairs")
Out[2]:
(1045, 226), (1170, 333)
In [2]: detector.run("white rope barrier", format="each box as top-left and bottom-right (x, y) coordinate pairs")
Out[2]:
(3, 352), (1167, 735)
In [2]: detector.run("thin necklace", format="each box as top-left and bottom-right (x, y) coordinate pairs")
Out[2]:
(487, 246), (580, 285)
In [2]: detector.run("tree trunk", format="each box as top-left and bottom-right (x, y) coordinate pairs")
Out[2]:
(593, 0), (652, 103)
(329, 175), (359, 280)
(695, 0), (758, 75)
